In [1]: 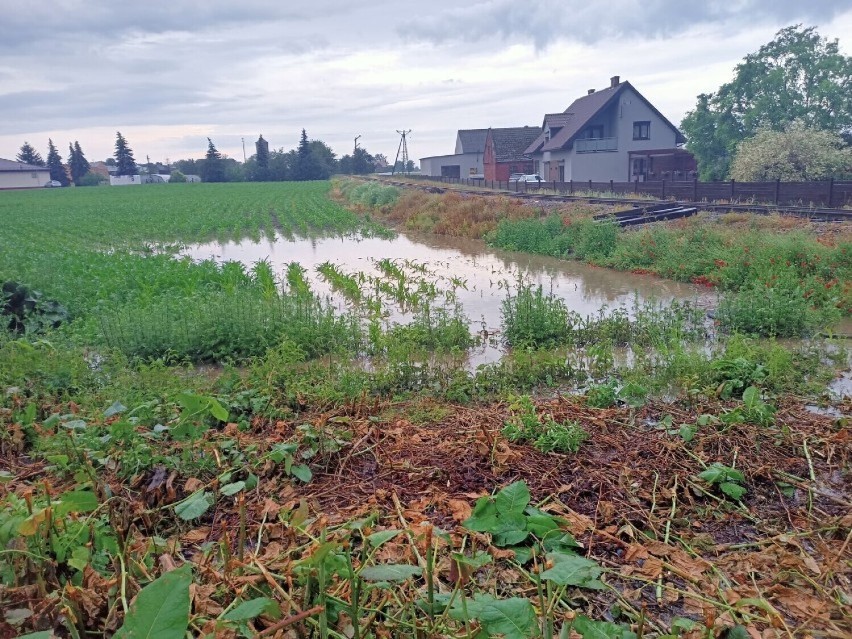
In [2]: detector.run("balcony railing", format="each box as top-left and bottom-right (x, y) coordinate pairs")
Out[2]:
(575, 137), (617, 153)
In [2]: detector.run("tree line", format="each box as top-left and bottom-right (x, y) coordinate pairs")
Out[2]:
(13, 129), (391, 186)
(680, 25), (852, 182)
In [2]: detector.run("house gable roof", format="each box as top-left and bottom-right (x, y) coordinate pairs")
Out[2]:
(456, 129), (489, 154)
(488, 126), (541, 163)
(0, 158), (49, 172)
(526, 113), (576, 154)
(524, 80), (685, 155)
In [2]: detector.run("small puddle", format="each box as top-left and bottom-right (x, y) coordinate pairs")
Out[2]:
(183, 230), (715, 366)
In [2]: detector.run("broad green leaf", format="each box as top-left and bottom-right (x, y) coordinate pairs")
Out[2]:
(541, 553), (605, 589)
(359, 564), (422, 582)
(463, 497), (499, 532)
(367, 529), (401, 548)
(494, 528), (529, 547)
(451, 550), (492, 569)
(571, 615), (636, 639)
(525, 509), (561, 537)
(220, 481), (245, 496)
(56, 490), (99, 517)
(222, 597), (276, 621)
(174, 490), (212, 521)
(114, 564), (191, 639)
(742, 386), (760, 410)
(291, 464), (312, 483)
(451, 595), (537, 639)
(104, 401), (127, 418)
(68, 545), (91, 572)
(723, 626), (750, 639)
(494, 481), (530, 517)
(208, 398), (229, 422)
(720, 482), (746, 500)
(698, 463), (725, 484)
(17, 632), (52, 639)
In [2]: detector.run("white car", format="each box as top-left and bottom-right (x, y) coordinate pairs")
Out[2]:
(514, 174), (544, 183)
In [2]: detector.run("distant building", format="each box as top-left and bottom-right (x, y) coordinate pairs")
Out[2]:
(109, 175), (142, 186)
(184, 174), (202, 183)
(483, 127), (540, 181)
(0, 158), (51, 189)
(420, 129), (488, 178)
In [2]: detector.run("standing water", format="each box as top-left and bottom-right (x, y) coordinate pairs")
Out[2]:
(184, 230), (714, 365)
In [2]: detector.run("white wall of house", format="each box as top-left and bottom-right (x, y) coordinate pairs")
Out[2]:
(420, 153), (483, 178)
(109, 175), (142, 186)
(0, 169), (51, 189)
(532, 86), (680, 182)
(569, 87), (678, 182)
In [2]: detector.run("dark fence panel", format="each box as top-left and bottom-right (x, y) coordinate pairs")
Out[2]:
(401, 175), (851, 208)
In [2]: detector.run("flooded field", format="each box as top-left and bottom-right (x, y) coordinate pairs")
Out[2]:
(184, 230), (715, 364)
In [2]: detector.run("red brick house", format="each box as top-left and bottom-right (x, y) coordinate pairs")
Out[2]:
(483, 126), (541, 181)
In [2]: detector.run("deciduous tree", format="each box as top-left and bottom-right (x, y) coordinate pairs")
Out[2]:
(681, 25), (852, 180)
(729, 121), (852, 181)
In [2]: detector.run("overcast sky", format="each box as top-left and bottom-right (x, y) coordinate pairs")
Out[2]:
(1, 1), (850, 165)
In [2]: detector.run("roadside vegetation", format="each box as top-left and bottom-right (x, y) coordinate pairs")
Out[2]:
(336, 178), (851, 337)
(1, 182), (849, 638)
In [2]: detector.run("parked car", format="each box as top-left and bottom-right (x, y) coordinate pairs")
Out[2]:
(44, 180), (62, 188)
(515, 174), (543, 183)
(509, 173), (526, 182)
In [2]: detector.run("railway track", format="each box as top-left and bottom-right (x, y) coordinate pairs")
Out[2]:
(376, 178), (852, 224)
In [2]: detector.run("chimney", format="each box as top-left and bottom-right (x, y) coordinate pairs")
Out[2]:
(610, 75), (620, 88)
(587, 89), (595, 95)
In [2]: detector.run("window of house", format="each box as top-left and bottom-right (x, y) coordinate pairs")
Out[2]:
(586, 125), (604, 139)
(633, 121), (650, 140)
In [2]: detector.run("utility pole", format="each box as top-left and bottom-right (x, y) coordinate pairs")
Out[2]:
(392, 129), (411, 176)
(354, 135), (361, 154)
(241, 138), (247, 163)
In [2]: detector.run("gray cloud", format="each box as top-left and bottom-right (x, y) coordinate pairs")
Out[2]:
(399, 0), (852, 48)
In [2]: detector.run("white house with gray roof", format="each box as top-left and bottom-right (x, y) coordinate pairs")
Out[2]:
(0, 158), (51, 189)
(420, 128), (488, 178)
(525, 76), (693, 183)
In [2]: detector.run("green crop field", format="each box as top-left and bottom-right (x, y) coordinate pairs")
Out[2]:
(1, 181), (849, 639)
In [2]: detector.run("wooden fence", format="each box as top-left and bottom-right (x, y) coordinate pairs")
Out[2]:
(406, 176), (852, 209)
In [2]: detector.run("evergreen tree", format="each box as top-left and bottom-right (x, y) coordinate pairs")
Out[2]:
(45, 139), (69, 186)
(16, 142), (44, 166)
(293, 129), (322, 181)
(256, 135), (269, 169)
(113, 132), (137, 176)
(201, 138), (226, 183)
(68, 141), (91, 186)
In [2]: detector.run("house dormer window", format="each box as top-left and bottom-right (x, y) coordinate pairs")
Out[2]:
(633, 121), (650, 140)
(544, 128), (551, 141)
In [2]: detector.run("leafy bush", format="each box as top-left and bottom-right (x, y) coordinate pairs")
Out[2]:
(716, 273), (840, 337)
(501, 284), (574, 348)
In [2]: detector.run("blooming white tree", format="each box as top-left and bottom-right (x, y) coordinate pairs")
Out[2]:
(730, 121), (852, 181)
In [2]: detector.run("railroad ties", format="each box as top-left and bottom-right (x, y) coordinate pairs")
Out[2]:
(593, 203), (698, 227)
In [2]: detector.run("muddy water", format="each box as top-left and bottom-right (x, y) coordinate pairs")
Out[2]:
(184, 230), (714, 365)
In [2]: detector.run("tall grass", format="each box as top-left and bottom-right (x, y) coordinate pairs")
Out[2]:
(501, 283), (706, 349)
(100, 290), (361, 362)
